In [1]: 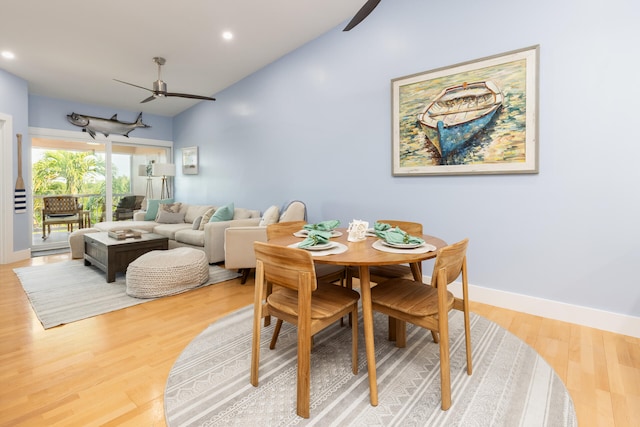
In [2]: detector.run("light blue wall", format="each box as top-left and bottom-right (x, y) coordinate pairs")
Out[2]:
(173, 0), (640, 317)
(0, 69), (29, 252)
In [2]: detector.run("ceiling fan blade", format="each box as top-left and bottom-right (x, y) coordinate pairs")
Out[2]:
(114, 79), (153, 92)
(140, 95), (157, 103)
(165, 92), (216, 101)
(343, 0), (381, 31)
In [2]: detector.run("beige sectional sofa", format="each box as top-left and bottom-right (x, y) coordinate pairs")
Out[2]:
(94, 202), (261, 264)
(223, 200), (307, 282)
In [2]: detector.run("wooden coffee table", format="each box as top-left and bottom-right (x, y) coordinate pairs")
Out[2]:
(83, 232), (169, 282)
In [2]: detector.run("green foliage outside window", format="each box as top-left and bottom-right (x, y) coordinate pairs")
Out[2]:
(32, 151), (131, 228)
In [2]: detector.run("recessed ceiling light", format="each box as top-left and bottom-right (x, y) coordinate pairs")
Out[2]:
(2, 51), (15, 59)
(222, 31), (233, 41)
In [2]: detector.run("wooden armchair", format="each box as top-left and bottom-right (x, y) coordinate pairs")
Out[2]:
(42, 196), (82, 239)
(114, 195), (145, 221)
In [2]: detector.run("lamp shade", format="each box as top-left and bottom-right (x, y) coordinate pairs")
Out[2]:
(152, 163), (176, 177)
(138, 164), (149, 177)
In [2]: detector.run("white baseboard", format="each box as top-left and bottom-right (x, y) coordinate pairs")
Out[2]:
(435, 277), (640, 338)
(4, 248), (31, 264)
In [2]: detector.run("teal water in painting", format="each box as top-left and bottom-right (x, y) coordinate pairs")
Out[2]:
(399, 59), (527, 166)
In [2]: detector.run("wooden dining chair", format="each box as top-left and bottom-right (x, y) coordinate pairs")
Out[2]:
(369, 238), (472, 410)
(267, 221), (346, 285)
(251, 241), (360, 418)
(264, 221), (346, 328)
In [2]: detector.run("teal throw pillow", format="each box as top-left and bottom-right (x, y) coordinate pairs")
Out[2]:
(209, 202), (234, 222)
(144, 198), (174, 221)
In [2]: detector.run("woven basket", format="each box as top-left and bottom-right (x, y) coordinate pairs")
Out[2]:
(126, 247), (209, 298)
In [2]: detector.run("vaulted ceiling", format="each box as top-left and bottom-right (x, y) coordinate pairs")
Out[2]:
(1, 0), (369, 116)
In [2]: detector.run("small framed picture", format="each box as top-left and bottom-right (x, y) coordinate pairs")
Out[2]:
(182, 146), (198, 175)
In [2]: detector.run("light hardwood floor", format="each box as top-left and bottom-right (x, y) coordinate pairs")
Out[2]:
(1, 254), (638, 426)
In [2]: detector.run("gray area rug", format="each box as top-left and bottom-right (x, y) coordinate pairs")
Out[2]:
(14, 260), (241, 329)
(165, 306), (577, 426)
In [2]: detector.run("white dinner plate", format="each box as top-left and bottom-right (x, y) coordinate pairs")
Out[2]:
(381, 240), (424, 249)
(298, 242), (335, 251)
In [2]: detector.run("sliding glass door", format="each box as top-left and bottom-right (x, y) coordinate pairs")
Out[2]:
(31, 135), (171, 253)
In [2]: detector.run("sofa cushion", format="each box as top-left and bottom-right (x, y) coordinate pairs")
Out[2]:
(145, 198), (174, 221)
(199, 208), (216, 230)
(174, 229), (205, 247)
(156, 210), (186, 224)
(152, 223), (192, 240)
(184, 204), (215, 224)
(259, 205), (280, 226)
(210, 202), (234, 222)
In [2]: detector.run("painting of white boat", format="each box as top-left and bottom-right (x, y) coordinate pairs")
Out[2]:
(417, 81), (503, 159)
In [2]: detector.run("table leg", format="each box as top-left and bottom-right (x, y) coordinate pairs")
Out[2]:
(359, 265), (378, 406)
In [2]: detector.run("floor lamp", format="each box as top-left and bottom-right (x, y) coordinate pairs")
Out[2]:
(152, 163), (176, 199)
(138, 164), (154, 200)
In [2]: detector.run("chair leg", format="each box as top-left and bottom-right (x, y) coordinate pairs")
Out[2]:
(250, 302), (263, 387)
(239, 268), (251, 285)
(264, 281), (273, 327)
(351, 306), (359, 374)
(438, 327), (451, 410)
(269, 319), (283, 350)
(297, 323), (311, 418)
(463, 305), (473, 375)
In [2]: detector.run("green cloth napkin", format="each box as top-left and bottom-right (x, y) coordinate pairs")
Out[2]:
(303, 220), (340, 232)
(374, 222), (392, 232)
(298, 230), (332, 248)
(375, 226), (425, 245)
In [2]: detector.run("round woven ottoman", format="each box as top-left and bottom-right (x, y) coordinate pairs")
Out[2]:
(126, 247), (209, 298)
(68, 228), (100, 259)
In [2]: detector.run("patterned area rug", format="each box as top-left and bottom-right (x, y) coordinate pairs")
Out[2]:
(164, 305), (577, 426)
(14, 260), (241, 329)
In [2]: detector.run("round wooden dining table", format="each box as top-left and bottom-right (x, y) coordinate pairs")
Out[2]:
(268, 228), (447, 406)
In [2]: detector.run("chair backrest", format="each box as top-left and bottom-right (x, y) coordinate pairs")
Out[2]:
(376, 219), (423, 235)
(430, 238), (469, 287)
(43, 196), (79, 214)
(266, 221), (307, 240)
(254, 241), (317, 292)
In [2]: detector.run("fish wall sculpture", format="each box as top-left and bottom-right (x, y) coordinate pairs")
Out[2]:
(66, 112), (150, 139)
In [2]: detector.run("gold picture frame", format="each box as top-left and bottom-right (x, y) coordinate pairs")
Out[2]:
(392, 45), (539, 176)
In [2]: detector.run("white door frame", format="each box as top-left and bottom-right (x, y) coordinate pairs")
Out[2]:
(0, 113), (16, 264)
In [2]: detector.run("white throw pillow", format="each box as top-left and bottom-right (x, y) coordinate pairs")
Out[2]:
(259, 205), (280, 227)
(198, 207), (216, 230)
(278, 201), (306, 222)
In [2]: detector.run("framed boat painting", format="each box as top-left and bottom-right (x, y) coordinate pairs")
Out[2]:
(182, 146), (198, 175)
(391, 45), (539, 176)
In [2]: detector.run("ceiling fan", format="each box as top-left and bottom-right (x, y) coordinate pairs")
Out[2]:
(114, 57), (216, 103)
(343, 0), (381, 31)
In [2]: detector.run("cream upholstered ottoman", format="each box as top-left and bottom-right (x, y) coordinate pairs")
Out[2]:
(126, 247), (209, 298)
(68, 227), (100, 259)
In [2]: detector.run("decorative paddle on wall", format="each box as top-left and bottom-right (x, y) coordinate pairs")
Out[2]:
(343, 0), (381, 31)
(14, 133), (26, 213)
